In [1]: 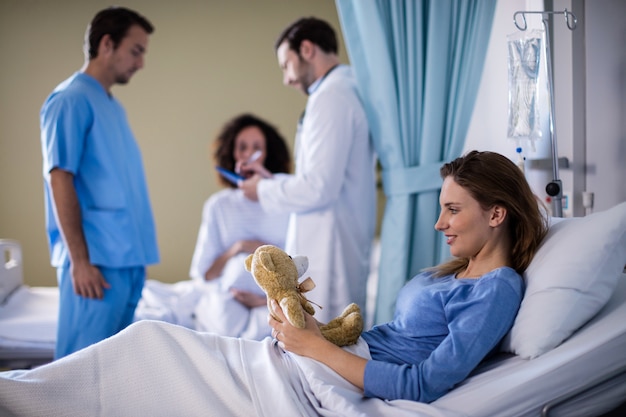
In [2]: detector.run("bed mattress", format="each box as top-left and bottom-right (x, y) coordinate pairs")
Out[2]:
(0, 285), (57, 368)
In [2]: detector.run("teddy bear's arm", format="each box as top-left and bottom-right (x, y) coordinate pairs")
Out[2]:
(279, 296), (307, 328)
(267, 299), (282, 323)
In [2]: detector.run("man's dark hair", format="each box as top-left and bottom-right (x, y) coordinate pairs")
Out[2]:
(85, 6), (154, 59)
(274, 17), (338, 55)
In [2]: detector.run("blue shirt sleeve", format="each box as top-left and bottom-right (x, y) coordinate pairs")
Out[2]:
(40, 88), (93, 176)
(363, 271), (523, 402)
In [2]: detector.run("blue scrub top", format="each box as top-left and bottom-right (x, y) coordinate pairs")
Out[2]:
(40, 72), (159, 268)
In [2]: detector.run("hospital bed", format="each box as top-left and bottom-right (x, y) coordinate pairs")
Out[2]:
(0, 239), (57, 369)
(429, 201), (626, 416)
(1, 201), (625, 417)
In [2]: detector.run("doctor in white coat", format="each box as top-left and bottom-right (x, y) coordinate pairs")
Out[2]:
(240, 17), (376, 323)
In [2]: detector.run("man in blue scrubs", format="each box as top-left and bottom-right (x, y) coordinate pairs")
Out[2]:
(39, 7), (160, 359)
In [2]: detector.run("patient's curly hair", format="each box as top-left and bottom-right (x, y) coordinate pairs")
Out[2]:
(431, 150), (548, 277)
(213, 114), (291, 188)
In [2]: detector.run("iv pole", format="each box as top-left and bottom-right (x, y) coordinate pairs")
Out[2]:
(513, 9), (577, 217)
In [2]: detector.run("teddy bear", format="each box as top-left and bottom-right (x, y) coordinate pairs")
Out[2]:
(244, 244), (363, 347)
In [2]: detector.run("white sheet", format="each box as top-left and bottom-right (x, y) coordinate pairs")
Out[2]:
(133, 279), (202, 328)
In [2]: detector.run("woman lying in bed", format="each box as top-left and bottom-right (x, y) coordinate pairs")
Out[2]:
(268, 149), (548, 402)
(0, 151), (548, 417)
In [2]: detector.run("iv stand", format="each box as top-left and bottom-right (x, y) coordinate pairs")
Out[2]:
(513, 9), (577, 217)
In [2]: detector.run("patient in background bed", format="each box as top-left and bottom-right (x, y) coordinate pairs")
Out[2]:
(0, 151), (548, 416)
(136, 114), (291, 339)
(190, 113), (292, 338)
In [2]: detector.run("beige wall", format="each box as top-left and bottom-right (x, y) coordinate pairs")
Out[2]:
(0, 0), (347, 286)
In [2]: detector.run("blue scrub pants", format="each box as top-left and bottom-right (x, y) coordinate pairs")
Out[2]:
(55, 265), (145, 359)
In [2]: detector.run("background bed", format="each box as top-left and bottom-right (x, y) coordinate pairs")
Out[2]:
(0, 240), (57, 369)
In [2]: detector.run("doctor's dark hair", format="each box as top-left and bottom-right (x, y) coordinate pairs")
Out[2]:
(85, 6), (154, 59)
(431, 150), (548, 277)
(213, 114), (292, 188)
(274, 17), (338, 55)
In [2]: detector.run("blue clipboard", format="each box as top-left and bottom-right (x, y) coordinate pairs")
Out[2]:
(216, 166), (245, 185)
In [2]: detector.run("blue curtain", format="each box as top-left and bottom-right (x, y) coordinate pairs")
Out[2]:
(336, 0), (497, 323)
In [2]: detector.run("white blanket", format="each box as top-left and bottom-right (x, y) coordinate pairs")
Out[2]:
(0, 320), (454, 417)
(133, 279), (202, 328)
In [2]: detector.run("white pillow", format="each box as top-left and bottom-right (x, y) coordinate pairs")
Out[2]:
(501, 202), (626, 359)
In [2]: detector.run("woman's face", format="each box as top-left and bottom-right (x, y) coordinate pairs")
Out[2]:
(435, 177), (496, 259)
(233, 126), (267, 172)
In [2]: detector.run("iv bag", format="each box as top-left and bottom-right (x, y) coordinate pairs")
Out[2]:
(507, 30), (543, 142)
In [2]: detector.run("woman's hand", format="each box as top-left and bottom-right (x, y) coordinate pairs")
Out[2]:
(204, 239), (265, 281)
(268, 299), (328, 357)
(231, 289), (267, 308)
(232, 239), (265, 255)
(269, 299), (367, 390)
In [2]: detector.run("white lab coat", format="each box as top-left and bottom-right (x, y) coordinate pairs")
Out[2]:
(258, 65), (376, 323)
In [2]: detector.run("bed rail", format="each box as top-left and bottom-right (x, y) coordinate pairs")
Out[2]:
(0, 239), (23, 304)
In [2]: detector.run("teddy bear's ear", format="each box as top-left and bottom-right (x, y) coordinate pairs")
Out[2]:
(244, 254), (254, 271)
(258, 251), (276, 272)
